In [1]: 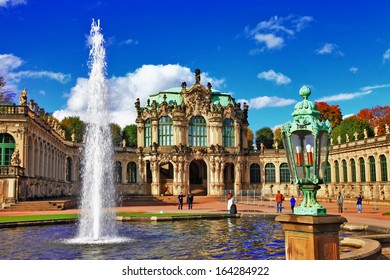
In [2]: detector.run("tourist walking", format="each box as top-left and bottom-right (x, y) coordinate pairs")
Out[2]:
(275, 191), (284, 213)
(187, 191), (194, 209)
(227, 192), (234, 213)
(336, 191), (344, 213)
(178, 192), (186, 210)
(290, 195), (296, 213)
(356, 193), (363, 213)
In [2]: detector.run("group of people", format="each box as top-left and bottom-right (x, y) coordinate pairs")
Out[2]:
(274, 190), (364, 214)
(337, 191), (364, 214)
(177, 191), (194, 210)
(178, 189), (364, 214)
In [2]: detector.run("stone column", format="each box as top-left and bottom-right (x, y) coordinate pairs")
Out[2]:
(275, 214), (347, 260)
(150, 156), (160, 196)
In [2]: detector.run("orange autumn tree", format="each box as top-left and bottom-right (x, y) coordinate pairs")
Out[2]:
(357, 106), (390, 136)
(314, 101), (343, 128)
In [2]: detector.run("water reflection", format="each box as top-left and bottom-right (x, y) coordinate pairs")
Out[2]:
(0, 217), (285, 260)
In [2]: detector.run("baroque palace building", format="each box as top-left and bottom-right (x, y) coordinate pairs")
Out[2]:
(0, 69), (389, 209)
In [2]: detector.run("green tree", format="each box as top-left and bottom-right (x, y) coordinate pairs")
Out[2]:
(332, 115), (374, 144)
(110, 123), (122, 147)
(0, 76), (15, 104)
(255, 127), (274, 149)
(273, 127), (284, 149)
(122, 124), (137, 147)
(60, 116), (85, 142)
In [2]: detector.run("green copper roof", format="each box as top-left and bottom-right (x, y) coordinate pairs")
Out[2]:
(146, 87), (236, 107)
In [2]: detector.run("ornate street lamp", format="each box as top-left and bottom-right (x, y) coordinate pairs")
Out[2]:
(281, 86), (332, 215)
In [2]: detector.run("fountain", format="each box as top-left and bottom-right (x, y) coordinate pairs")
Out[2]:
(70, 19), (120, 243)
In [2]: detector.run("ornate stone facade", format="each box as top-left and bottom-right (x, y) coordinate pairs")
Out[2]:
(1, 77), (389, 209)
(0, 89), (80, 208)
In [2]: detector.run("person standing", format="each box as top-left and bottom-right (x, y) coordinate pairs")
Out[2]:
(227, 192), (234, 213)
(275, 191), (284, 213)
(290, 195), (296, 213)
(356, 194), (363, 213)
(178, 192), (186, 210)
(336, 192), (344, 213)
(187, 191), (194, 210)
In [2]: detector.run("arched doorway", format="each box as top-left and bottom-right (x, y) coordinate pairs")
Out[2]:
(224, 163), (235, 191)
(160, 162), (173, 195)
(189, 160), (207, 195)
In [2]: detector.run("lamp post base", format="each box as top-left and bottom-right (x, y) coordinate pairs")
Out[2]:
(275, 214), (347, 260)
(295, 184), (326, 215)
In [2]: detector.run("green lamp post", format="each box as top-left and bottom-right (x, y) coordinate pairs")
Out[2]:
(281, 86), (332, 216)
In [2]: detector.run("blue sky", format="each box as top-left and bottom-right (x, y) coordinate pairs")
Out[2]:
(1, 0), (390, 132)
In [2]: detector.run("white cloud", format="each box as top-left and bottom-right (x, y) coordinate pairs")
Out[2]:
(0, 54), (23, 74)
(316, 91), (371, 102)
(245, 15), (313, 52)
(360, 83), (390, 91)
(53, 64), (225, 128)
(257, 69), (291, 85)
(238, 96), (296, 109)
(254, 33), (284, 50)
(349, 67), (358, 73)
(383, 48), (390, 62)
(316, 83), (390, 103)
(0, 0), (26, 7)
(8, 70), (71, 83)
(120, 38), (139, 45)
(315, 43), (344, 56)
(0, 53), (71, 92)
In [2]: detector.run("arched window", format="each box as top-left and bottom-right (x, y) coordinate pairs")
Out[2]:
(127, 162), (137, 183)
(335, 161), (340, 183)
(369, 156), (376, 182)
(66, 157), (72, 182)
(265, 163), (275, 183)
(222, 118), (235, 147)
(280, 163), (290, 183)
(114, 161), (122, 183)
(158, 116), (173, 146)
(325, 162), (331, 183)
(144, 119), (152, 147)
(250, 163), (261, 183)
(350, 159), (356, 183)
(359, 157), (366, 183)
(189, 116), (207, 146)
(0, 133), (15, 165)
(380, 155), (387, 182)
(342, 159), (348, 183)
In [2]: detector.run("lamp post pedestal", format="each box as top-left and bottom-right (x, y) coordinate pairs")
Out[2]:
(275, 214), (347, 260)
(294, 184), (326, 215)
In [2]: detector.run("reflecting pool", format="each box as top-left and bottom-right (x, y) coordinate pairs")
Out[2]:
(0, 217), (285, 260)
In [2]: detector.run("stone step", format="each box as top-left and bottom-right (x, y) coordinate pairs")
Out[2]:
(0, 200), (74, 212)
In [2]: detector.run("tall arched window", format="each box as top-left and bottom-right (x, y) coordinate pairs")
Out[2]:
(342, 159), (348, 183)
(250, 163), (261, 183)
(325, 162), (331, 183)
(335, 161), (340, 183)
(115, 161), (122, 183)
(189, 116), (207, 146)
(0, 133), (15, 165)
(280, 163), (290, 183)
(380, 155), (388, 182)
(265, 163), (276, 183)
(222, 118), (235, 147)
(158, 116), (173, 146)
(369, 156), (376, 182)
(350, 159), (356, 183)
(359, 157), (366, 182)
(127, 162), (137, 183)
(66, 157), (72, 182)
(144, 119), (152, 147)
